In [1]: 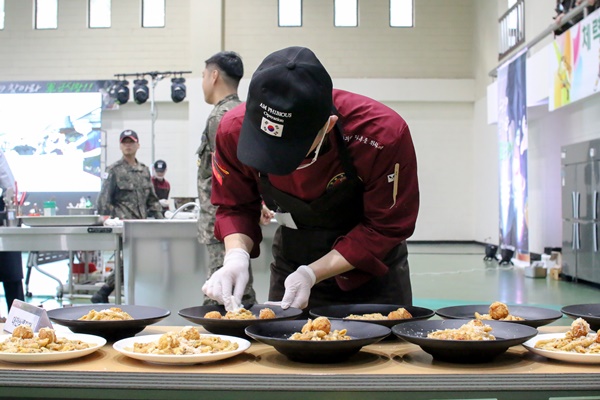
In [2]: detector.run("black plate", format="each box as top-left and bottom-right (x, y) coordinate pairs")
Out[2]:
(309, 304), (434, 328)
(178, 304), (302, 338)
(392, 319), (538, 363)
(561, 303), (600, 331)
(245, 319), (390, 363)
(435, 304), (562, 328)
(47, 304), (171, 341)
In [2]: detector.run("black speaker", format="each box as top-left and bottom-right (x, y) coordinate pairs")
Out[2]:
(499, 246), (515, 265)
(483, 244), (498, 261)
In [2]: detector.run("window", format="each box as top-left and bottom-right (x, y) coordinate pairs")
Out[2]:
(278, 0), (302, 27)
(334, 0), (358, 27)
(35, 0), (58, 30)
(142, 0), (165, 28)
(390, 0), (413, 27)
(0, 0), (5, 30)
(89, 0), (111, 28)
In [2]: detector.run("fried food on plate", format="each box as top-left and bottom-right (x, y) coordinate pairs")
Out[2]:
(535, 318), (600, 353)
(346, 307), (413, 321)
(474, 301), (524, 321)
(427, 319), (496, 341)
(289, 317), (351, 341)
(1, 325), (92, 353)
(78, 307), (134, 321)
(203, 307), (276, 320)
(132, 326), (238, 355)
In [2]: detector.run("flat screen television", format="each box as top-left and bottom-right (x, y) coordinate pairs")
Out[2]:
(0, 91), (103, 214)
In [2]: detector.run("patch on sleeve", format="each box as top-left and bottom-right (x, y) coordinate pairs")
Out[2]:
(211, 153), (229, 185)
(101, 172), (109, 180)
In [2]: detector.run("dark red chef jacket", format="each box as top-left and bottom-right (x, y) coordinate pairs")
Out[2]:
(211, 89), (419, 284)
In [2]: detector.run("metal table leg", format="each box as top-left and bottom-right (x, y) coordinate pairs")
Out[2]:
(25, 251), (64, 299)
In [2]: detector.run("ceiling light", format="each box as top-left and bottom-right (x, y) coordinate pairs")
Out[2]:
(171, 77), (186, 103)
(133, 79), (149, 104)
(111, 80), (129, 105)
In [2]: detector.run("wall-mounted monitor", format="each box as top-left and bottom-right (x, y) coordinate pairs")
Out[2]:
(0, 91), (102, 193)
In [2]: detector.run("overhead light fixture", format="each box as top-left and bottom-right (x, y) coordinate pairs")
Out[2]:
(110, 80), (129, 105)
(133, 79), (149, 104)
(171, 77), (186, 103)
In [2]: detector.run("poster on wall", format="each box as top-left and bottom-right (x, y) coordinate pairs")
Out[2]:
(549, 7), (600, 111)
(497, 50), (529, 262)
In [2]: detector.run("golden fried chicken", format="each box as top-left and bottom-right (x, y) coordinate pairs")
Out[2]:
(259, 308), (276, 319)
(566, 317), (591, 339)
(38, 327), (57, 343)
(311, 317), (331, 334)
(179, 326), (201, 341)
(157, 332), (180, 350)
(388, 307), (413, 320)
(290, 317), (350, 341)
(12, 324), (34, 339)
(300, 317), (331, 334)
(204, 311), (222, 319)
(488, 301), (510, 320)
(300, 319), (314, 333)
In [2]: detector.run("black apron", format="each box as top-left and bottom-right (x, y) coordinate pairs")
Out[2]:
(259, 126), (411, 311)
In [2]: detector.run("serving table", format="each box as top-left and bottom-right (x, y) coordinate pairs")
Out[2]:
(0, 226), (124, 303)
(0, 324), (599, 400)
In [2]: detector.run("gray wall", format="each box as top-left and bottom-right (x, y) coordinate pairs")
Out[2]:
(1, 0), (599, 253)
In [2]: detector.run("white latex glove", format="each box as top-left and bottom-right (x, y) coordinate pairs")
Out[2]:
(202, 248), (250, 311)
(159, 199), (169, 208)
(281, 265), (316, 310)
(103, 217), (123, 227)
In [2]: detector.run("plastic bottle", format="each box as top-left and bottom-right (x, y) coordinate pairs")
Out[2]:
(43, 200), (56, 216)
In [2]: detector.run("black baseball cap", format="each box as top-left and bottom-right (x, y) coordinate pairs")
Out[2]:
(154, 159), (167, 172)
(237, 46), (333, 175)
(119, 130), (139, 143)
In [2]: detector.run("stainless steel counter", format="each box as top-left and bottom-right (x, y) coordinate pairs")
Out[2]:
(122, 220), (276, 325)
(0, 226), (124, 303)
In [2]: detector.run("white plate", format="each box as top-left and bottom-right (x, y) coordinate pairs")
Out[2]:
(113, 333), (251, 365)
(0, 333), (106, 364)
(522, 333), (600, 364)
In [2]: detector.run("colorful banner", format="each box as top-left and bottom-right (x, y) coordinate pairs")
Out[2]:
(0, 80), (113, 94)
(498, 51), (529, 262)
(550, 7), (600, 111)
(0, 79), (118, 110)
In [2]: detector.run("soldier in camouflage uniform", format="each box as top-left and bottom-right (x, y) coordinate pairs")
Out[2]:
(92, 129), (164, 303)
(197, 51), (257, 305)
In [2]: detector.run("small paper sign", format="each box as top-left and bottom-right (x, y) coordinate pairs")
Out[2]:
(3, 300), (53, 334)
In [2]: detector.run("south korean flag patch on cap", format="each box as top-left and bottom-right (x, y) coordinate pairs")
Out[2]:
(261, 117), (284, 137)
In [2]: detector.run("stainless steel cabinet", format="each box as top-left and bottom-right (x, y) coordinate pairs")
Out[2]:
(561, 140), (600, 284)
